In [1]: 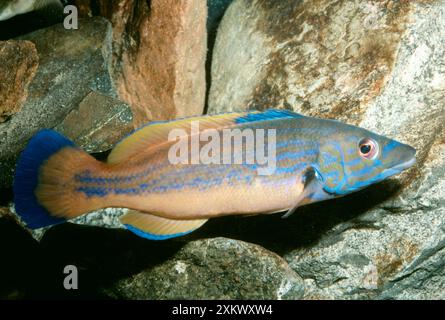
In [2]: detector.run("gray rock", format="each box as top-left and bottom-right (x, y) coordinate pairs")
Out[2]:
(0, 17), (116, 188)
(209, 0), (445, 299)
(103, 237), (304, 300)
(209, 0), (436, 124)
(13, 206), (129, 242)
(71, 207), (127, 230)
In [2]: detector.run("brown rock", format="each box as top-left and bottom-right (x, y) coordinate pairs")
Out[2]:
(0, 40), (38, 122)
(72, 0), (94, 17)
(74, 0), (207, 126)
(55, 91), (134, 153)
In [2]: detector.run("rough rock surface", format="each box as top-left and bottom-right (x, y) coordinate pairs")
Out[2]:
(103, 237), (304, 300)
(207, 0), (445, 299)
(56, 91), (133, 153)
(210, 0), (427, 123)
(0, 40), (38, 122)
(74, 0), (207, 125)
(0, 17), (116, 188)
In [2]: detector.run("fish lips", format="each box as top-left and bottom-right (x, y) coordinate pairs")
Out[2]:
(382, 145), (416, 177)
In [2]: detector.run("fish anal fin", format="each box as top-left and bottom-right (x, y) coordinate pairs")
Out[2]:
(121, 210), (208, 240)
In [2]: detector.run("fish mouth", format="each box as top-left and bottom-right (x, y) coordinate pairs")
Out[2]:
(391, 156), (416, 172)
(382, 154), (416, 177)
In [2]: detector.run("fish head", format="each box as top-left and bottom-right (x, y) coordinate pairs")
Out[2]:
(316, 120), (416, 196)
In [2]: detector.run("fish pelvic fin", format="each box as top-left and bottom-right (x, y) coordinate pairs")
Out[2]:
(14, 129), (101, 229)
(121, 210), (208, 240)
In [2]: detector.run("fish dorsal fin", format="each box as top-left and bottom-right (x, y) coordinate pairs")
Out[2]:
(121, 210), (208, 240)
(234, 109), (303, 124)
(107, 109), (304, 164)
(107, 113), (245, 164)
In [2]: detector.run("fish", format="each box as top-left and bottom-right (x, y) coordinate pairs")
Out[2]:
(13, 109), (416, 240)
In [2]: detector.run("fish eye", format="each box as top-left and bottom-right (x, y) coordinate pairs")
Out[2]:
(358, 138), (379, 160)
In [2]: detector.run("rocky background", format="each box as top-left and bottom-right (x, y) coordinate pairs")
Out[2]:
(0, 0), (444, 299)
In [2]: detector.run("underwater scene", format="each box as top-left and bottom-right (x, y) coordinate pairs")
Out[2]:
(0, 0), (444, 304)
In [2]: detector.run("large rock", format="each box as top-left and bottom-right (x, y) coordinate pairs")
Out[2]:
(210, 0), (424, 123)
(0, 17), (117, 188)
(103, 237), (304, 300)
(74, 0), (207, 125)
(55, 91), (133, 153)
(209, 0), (445, 299)
(0, 40), (38, 122)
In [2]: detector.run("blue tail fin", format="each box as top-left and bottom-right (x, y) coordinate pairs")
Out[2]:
(13, 129), (75, 229)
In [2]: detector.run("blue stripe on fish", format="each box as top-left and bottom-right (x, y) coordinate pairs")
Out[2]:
(349, 165), (376, 177)
(320, 151), (339, 166)
(275, 139), (315, 149)
(235, 109), (303, 124)
(321, 141), (348, 194)
(124, 224), (194, 240)
(345, 172), (388, 191)
(115, 188), (140, 195)
(75, 171), (135, 184)
(276, 149), (318, 161)
(275, 162), (310, 174)
(76, 186), (109, 197)
(345, 157), (361, 166)
(348, 158), (383, 178)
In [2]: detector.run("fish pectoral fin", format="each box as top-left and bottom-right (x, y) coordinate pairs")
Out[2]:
(281, 206), (298, 219)
(120, 210), (208, 240)
(282, 166), (324, 219)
